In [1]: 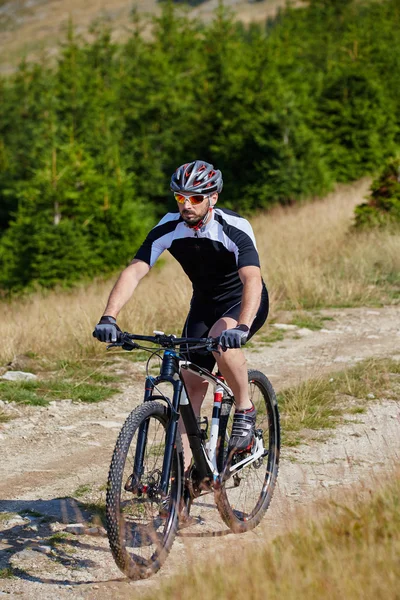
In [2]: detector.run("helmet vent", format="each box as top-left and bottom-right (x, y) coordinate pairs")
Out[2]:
(170, 160), (223, 195)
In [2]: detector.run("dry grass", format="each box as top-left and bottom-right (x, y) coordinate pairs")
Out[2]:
(1, 178), (399, 364)
(144, 469), (400, 600)
(0, 258), (191, 363)
(255, 178), (400, 310)
(279, 357), (400, 446)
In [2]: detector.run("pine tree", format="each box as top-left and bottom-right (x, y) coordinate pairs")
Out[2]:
(354, 158), (400, 228)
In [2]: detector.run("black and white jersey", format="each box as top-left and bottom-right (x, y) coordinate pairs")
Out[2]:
(134, 208), (261, 303)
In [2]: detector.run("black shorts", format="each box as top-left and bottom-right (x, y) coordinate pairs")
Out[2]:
(182, 285), (269, 372)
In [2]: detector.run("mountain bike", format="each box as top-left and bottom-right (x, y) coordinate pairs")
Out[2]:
(105, 331), (280, 580)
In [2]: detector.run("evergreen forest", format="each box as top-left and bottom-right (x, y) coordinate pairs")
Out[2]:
(1, 0), (400, 292)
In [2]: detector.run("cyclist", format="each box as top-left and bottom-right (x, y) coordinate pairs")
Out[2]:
(93, 160), (269, 461)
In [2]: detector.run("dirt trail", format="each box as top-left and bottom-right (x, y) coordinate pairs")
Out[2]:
(0, 305), (399, 599)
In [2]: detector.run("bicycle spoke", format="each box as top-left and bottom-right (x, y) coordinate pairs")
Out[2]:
(215, 371), (280, 532)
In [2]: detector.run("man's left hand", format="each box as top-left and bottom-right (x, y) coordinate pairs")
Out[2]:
(219, 325), (250, 351)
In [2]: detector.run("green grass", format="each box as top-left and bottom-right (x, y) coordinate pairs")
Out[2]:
(21, 509), (43, 518)
(290, 312), (334, 331)
(122, 349), (157, 363)
(347, 406), (367, 415)
(0, 357), (122, 407)
(134, 350), (154, 362)
(0, 568), (15, 579)
(77, 499), (106, 526)
(48, 532), (70, 547)
(48, 532), (77, 556)
(257, 328), (285, 345)
(89, 372), (119, 383)
(0, 512), (16, 523)
(0, 411), (11, 423)
(279, 377), (342, 446)
(279, 358), (400, 446)
(74, 483), (93, 498)
(252, 313), (335, 348)
(56, 358), (121, 384)
(0, 379), (119, 405)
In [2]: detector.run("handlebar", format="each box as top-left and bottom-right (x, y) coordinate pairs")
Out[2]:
(108, 331), (221, 354)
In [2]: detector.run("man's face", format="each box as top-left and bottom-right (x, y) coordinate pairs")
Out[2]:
(177, 193), (218, 226)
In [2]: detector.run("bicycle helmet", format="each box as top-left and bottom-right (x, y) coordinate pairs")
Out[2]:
(170, 160), (223, 195)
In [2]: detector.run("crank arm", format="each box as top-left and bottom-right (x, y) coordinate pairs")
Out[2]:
(229, 437), (265, 475)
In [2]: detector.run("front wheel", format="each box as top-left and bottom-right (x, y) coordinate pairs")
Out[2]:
(106, 401), (184, 579)
(215, 370), (280, 533)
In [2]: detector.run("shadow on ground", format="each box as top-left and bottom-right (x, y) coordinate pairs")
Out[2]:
(0, 498), (125, 586)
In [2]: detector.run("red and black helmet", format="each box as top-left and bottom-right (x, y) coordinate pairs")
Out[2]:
(170, 160), (223, 195)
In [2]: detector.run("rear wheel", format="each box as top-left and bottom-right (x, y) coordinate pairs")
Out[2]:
(215, 370), (280, 533)
(106, 401), (184, 579)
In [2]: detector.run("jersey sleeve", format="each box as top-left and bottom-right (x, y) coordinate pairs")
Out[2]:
(134, 213), (181, 267)
(233, 219), (260, 269)
(215, 212), (260, 269)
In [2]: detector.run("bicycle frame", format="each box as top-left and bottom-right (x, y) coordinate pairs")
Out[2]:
(133, 348), (234, 496)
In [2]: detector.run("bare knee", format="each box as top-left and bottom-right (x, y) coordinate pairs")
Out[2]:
(181, 370), (208, 416)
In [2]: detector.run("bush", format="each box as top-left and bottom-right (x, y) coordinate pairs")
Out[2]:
(354, 158), (400, 228)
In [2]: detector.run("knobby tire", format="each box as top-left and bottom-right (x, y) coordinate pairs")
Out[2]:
(106, 401), (184, 579)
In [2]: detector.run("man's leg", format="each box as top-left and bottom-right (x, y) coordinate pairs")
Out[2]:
(209, 316), (251, 410)
(210, 316), (258, 453)
(179, 316), (253, 467)
(179, 290), (268, 461)
(179, 370), (208, 471)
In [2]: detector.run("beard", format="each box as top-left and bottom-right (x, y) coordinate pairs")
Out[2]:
(181, 205), (210, 226)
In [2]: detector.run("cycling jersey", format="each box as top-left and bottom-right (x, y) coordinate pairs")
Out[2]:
(134, 207), (261, 303)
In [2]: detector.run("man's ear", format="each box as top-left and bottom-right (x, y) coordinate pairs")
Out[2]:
(210, 193), (218, 207)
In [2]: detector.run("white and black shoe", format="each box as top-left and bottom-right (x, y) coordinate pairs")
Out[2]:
(228, 405), (256, 454)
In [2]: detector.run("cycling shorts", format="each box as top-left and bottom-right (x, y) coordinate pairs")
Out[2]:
(182, 284), (269, 372)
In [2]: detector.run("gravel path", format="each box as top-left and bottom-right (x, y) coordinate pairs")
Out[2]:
(0, 306), (399, 599)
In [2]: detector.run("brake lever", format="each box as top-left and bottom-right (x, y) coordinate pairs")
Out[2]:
(106, 342), (124, 350)
(206, 337), (221, 356)
(107, 340), (140, 351)
(122, 341), (139, 351)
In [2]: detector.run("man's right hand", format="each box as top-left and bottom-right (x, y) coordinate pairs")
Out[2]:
(93, 316), (121, 342)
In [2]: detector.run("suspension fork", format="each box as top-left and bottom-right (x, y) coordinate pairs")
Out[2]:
(131, 376), (155, 489)
(133, 352), (182, 496)
(159, 378), (181, 494)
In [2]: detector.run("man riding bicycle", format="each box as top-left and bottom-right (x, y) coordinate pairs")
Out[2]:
(93, 160), (269, 463)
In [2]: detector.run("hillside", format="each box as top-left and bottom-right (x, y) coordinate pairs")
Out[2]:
(0, 0), (304, 73)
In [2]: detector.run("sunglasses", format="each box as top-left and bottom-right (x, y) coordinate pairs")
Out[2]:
(174, 192), (208, 205)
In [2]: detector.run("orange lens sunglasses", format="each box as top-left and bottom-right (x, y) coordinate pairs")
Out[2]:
(174, 192), (208, 205)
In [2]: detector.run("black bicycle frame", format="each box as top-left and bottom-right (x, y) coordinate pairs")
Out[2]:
(132, 349), (214, 495)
